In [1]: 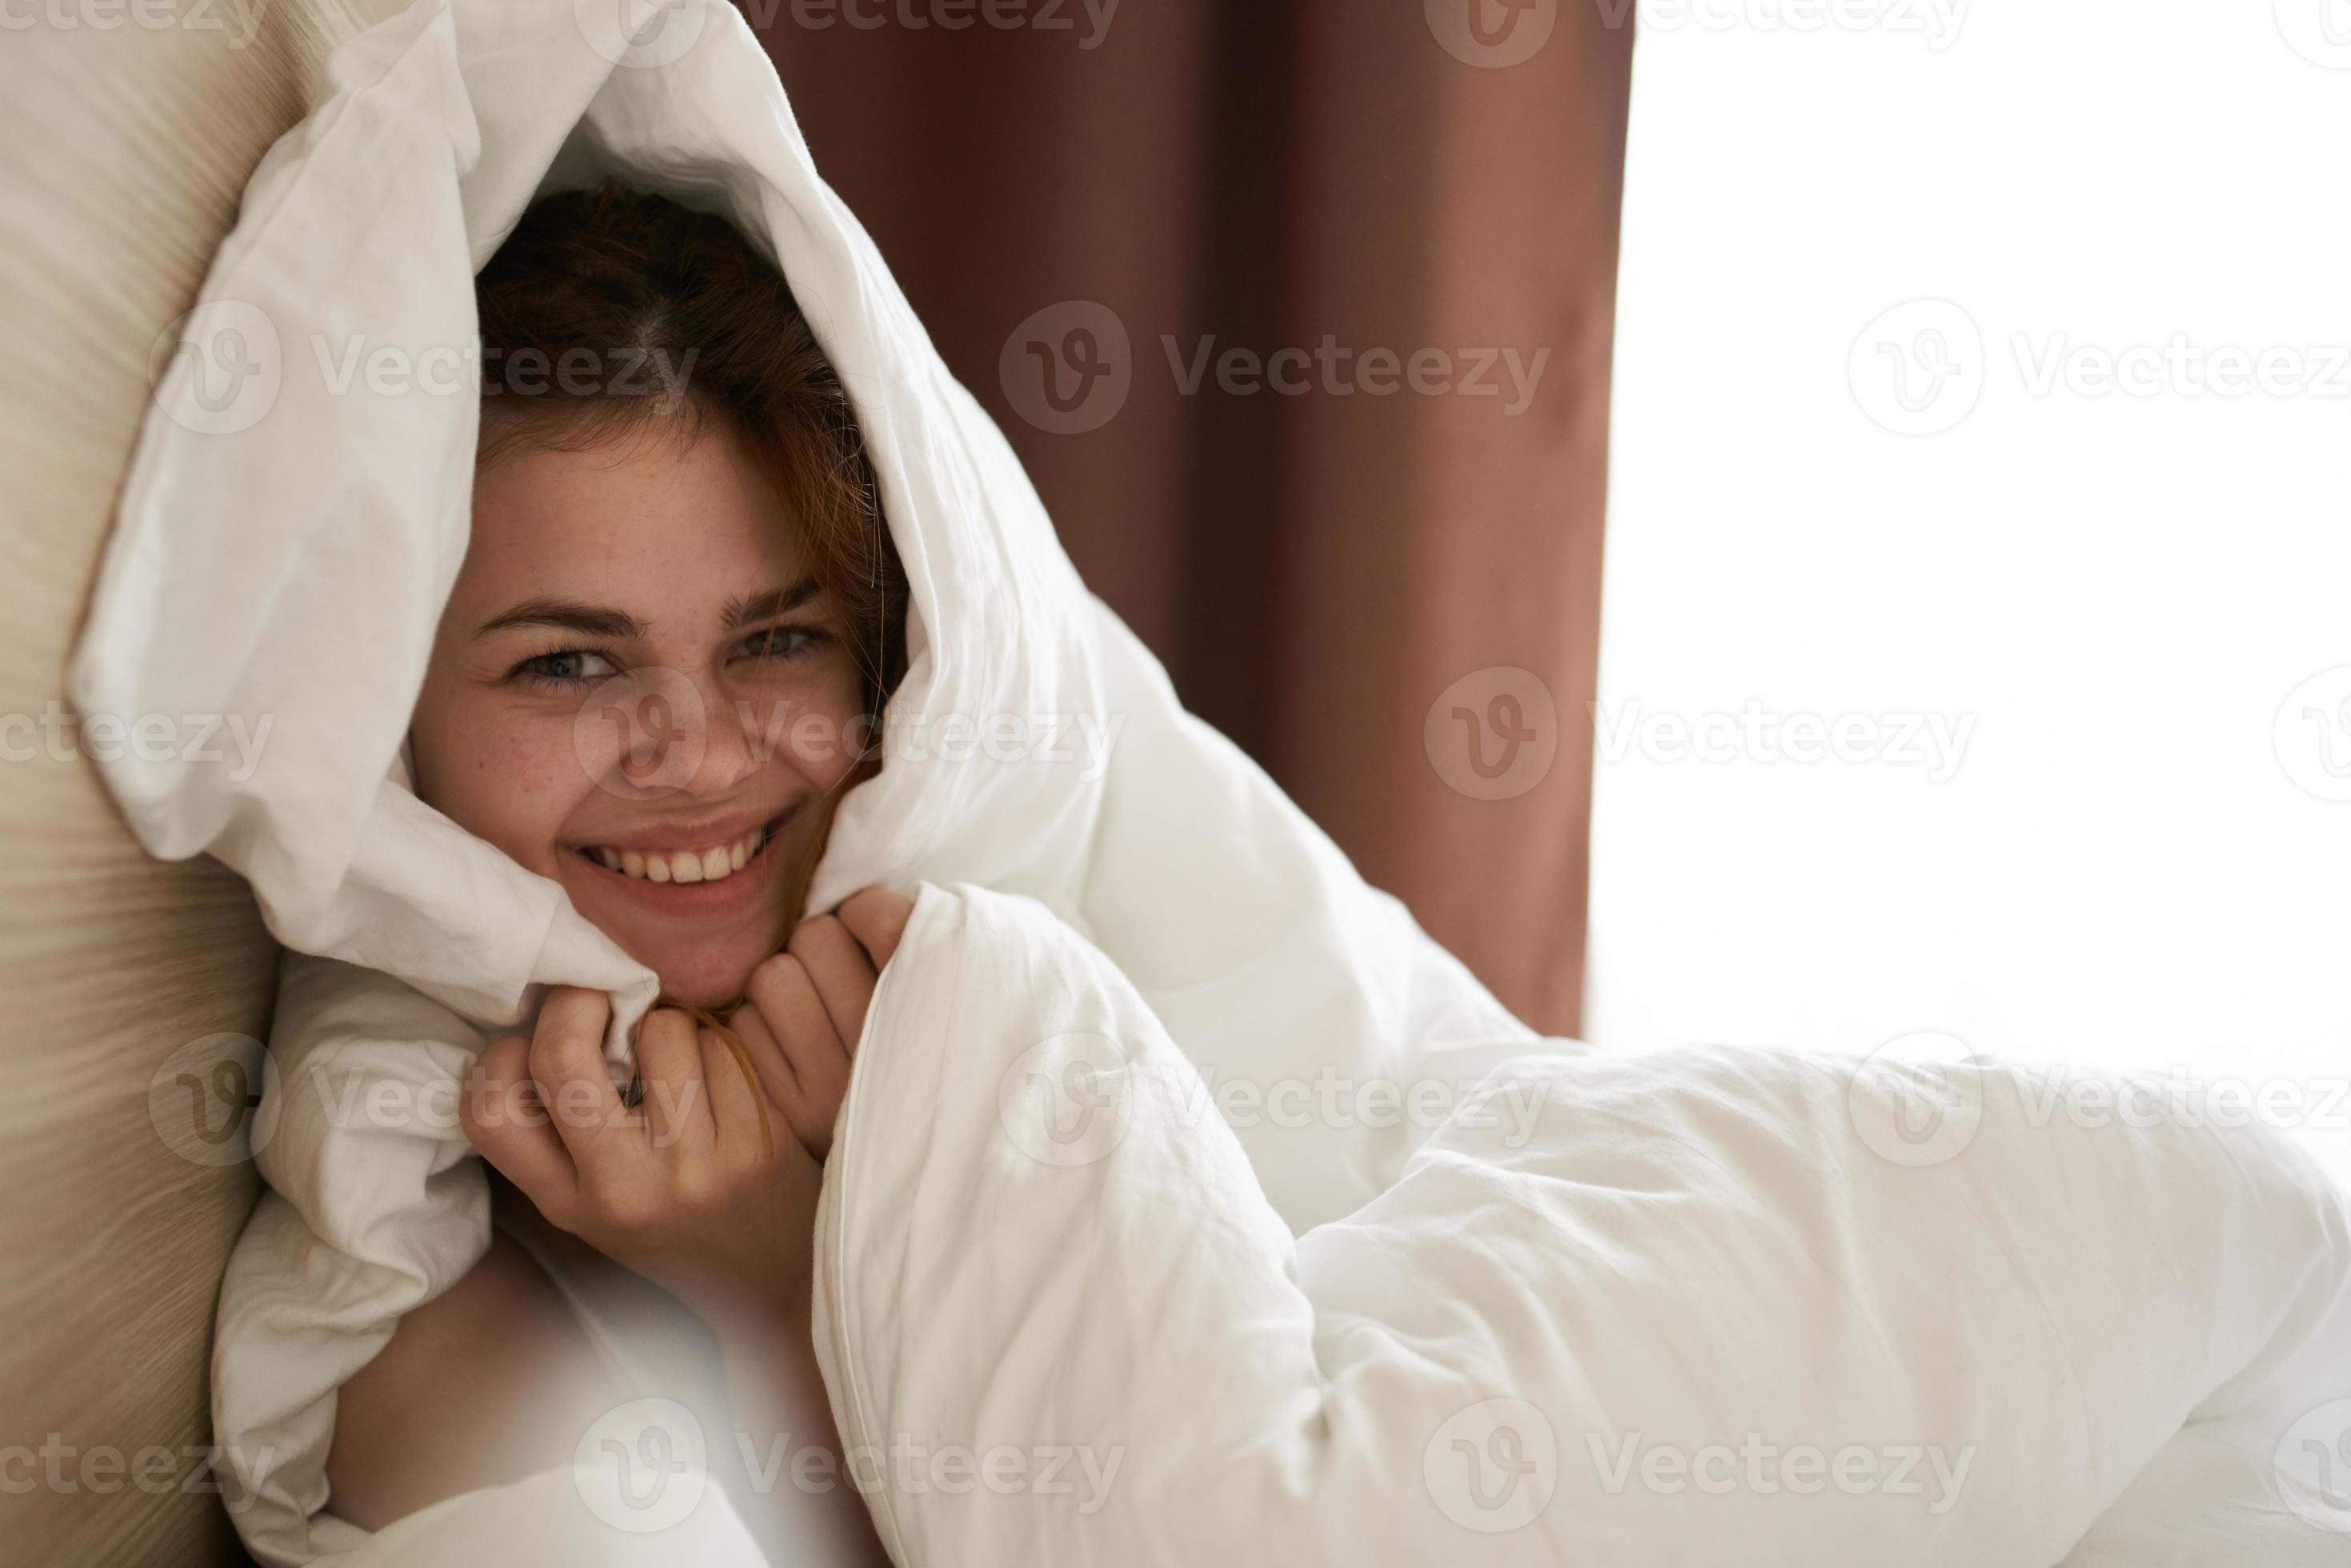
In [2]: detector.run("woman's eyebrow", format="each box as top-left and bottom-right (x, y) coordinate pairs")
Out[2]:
(721, 577), (820, 631)
(474, 598), (644, 639)
(473, 579), (818, 640)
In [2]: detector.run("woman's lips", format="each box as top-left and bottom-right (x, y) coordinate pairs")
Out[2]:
(569, 810), (791, 919)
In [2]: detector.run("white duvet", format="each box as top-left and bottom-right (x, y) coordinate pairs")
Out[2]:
(68, 1), (2351, 1563)
(830, 882), (2351, 1565)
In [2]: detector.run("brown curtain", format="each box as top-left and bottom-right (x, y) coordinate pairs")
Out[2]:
(754, 0), (1630, 1034)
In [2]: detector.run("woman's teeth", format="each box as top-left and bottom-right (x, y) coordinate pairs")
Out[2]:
(588, 824), (767, 885)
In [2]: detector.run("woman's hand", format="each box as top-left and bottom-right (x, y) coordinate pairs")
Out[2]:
(462, 989), (818, 1330)
(729, 886), (914, 1162)
(460, 886), (914, 1329)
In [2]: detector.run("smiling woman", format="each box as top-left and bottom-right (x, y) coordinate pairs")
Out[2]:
(322, 183), (919, 1561)
(407, 182), (910, 1011)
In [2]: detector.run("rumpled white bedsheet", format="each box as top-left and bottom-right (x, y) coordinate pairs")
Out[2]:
(822, 882), (2351, 1565)
(66, 0), (2351, 1563)
(327, 1466), (766, 1568)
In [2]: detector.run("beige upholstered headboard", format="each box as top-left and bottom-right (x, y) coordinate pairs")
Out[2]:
(0, 5), (394, 1562)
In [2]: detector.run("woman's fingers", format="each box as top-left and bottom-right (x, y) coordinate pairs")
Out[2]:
(462, 1032), (581, 1222)
(837, 886), (914, 974)
(697, 1023), (774, 1162)
(722, 1000), (803, 1131)
(786, 912), (876, 1048)
(745, 950), (850, 1158)
(632, 1008), (709, 1152)
(526, 986), (641, 1202)
(730, 890), (913, 1162)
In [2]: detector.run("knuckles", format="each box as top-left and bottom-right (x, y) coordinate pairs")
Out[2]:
(839, 886), (915, 962)
(750, 950), (813, 996)
(577, 1170), (661, 1236)
(636, 1007), (701, 1062)
(786, 912), (846, 961)
(460, 1036), (532, 1140)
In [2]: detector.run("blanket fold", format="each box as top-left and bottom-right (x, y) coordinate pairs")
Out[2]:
(818, 883), (2351, 1566)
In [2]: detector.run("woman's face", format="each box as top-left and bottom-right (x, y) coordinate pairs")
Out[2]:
(410, 418), (863, 1008)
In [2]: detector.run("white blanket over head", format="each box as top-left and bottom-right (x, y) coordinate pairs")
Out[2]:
(67, 2), (2351, 1565)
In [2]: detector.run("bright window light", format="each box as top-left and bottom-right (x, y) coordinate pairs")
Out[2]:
(1588, 2), (2351, 1188)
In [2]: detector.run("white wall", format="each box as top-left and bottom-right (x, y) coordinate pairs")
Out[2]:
(1589, 0), (2351, 1185)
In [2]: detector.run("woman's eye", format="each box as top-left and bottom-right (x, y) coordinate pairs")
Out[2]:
(514, 649), (614, 687)
(738, 626), (821, 665)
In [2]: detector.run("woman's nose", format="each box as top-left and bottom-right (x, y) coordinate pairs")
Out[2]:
(576, 664), (765, 802)
(672, 668), (771, 799)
